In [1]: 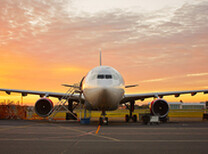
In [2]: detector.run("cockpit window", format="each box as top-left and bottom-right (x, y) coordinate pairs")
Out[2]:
(97, 74), (112, 79)
(91, 74), (97, 80)
(105, 75), (112, 79)
(112, 74), (118, 80)
(97, 74), (104, 79)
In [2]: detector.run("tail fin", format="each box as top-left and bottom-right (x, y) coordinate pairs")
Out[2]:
(99, 49), (102, 66)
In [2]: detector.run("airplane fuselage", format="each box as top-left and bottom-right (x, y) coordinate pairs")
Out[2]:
(83, 66), (125, 111)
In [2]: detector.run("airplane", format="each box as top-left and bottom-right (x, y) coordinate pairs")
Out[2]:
(0, 52), (208, 125)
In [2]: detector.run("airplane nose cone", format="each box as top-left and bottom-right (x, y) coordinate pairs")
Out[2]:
(83, 87), (124, 110)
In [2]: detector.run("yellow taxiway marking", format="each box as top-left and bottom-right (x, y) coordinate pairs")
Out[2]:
(96, 125), (101, 134)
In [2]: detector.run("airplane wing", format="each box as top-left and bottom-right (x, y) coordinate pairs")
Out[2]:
(0, 88), (82, 101)
(121, 89), (208, 103)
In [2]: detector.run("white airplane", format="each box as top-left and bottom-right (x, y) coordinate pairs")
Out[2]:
(0, 53), (208, 124)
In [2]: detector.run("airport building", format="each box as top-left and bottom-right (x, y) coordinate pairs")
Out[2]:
(168, 102), (181, 109)
(168, 102), (205, 110)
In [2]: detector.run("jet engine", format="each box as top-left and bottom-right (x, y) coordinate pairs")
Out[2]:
(150, 99), (169, 118)
(35, 98), (53, 117)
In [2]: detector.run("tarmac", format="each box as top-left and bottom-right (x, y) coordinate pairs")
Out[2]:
(0, 119), (208, 154)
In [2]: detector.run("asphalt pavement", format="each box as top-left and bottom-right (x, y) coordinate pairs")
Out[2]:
(0, 120), (208, 154)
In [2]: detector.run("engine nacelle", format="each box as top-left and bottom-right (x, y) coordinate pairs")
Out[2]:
(150, 99), (169, 118)
(35, 98), (53, 117)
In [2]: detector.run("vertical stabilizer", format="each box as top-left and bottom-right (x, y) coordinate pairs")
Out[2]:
(99, 49), (102, 66)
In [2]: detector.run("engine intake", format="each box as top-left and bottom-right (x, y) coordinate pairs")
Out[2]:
(35, 98), (53, 117)
(150, 99), (169, 118)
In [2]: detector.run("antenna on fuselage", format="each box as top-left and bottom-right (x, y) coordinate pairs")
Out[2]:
(99, 49), (102, 66)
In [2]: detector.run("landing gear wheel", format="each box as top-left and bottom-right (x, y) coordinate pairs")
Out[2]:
(73, 113), (78, 120)
(142, 114), (150, 125)
(99, 117), (103, 125)
(66, 113), (77, 120)
(104, 117), (109, 125)
(132, 114), (137, 122)
(99, 117), (108, 125)
(99, 111), (108, 125)
(125, 114), (130, 122)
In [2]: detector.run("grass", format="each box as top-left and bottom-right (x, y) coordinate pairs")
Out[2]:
(76, 109), (205, 118)
(168, 109), (204, 118)
(28, 109), (206, 120)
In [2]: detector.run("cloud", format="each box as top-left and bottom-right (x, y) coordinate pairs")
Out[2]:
(187, 73), (208, 77)
(0, 0), (208, 81)
(0, 0), (208, 103)
(140, 72), (208, 83)
(1, 1), (207, 52)
(141, 77), (170, 83)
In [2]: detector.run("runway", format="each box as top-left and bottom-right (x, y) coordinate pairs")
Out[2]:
(0, 120), (208, 154)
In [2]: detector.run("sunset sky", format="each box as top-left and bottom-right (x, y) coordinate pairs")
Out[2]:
(0, 0), (208, 105)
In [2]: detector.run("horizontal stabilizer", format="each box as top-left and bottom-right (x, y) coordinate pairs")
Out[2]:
(61, 84), (80, 89)
(125, 84), (138, 88)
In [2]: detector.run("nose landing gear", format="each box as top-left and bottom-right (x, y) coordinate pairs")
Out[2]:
(99, 111), (108, 125)
(99, 117), (108, 125)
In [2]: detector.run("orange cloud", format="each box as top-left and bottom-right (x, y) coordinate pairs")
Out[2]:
(0, 0), (208, 105)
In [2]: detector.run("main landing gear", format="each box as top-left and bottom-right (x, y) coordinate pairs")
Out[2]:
(125, 100), (137, 122)
(66, 100), (78, 120)
(99, 111), (108, 125)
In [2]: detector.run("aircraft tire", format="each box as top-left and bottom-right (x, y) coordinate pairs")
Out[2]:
(73, 113), (78, 120)
(105, 117), (109, 125)
(132, 114), (137, 122)
(125, 114), (130, 122)
(99, 117), (103, 125)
